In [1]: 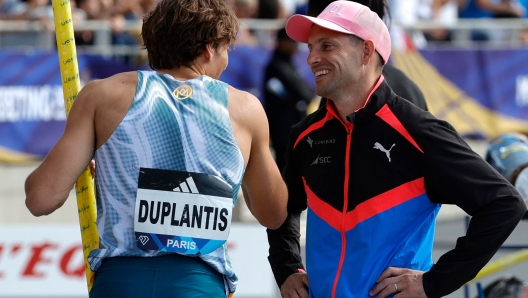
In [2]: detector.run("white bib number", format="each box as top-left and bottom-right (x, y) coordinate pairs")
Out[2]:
(134, 168), (233, 255)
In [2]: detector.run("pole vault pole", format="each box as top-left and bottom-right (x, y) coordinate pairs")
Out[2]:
(51, 0), (99, 292)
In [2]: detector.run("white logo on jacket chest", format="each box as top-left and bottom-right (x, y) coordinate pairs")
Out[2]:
(307, 136), (335, 148)
(311, 154), (331, 165)
(374, 142), (396, 162)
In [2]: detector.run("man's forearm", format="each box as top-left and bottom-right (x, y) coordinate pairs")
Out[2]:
(423, 193), (525, 297)
(267, 212), (304, 288)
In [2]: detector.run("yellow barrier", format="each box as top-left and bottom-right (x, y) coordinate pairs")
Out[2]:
(51, 0), (99, 292)
(468, 249), (528, 284)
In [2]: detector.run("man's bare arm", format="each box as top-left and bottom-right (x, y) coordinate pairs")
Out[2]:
(25, 72), (136, 216)
(230, 87), (288, 229)
(25, 81), (99, 216)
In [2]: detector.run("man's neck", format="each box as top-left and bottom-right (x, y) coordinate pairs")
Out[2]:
(331, 74), (383, 122)
(157, 62), (207, 81)
(332, 91), (369, 122)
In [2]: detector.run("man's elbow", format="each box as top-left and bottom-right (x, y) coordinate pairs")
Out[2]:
(256, 210), (287, 230)
(24, 177), (47, 216)
(25, 193), (63, 217)
(26, 197), (45, 216)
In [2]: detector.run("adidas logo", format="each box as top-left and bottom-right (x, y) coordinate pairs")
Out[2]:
(173, 176), (199, 193)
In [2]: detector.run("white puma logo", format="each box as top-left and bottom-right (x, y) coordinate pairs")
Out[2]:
(373, 142), (396, 162)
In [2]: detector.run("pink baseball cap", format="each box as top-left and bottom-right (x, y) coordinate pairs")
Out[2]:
(285, 0), (391, 64)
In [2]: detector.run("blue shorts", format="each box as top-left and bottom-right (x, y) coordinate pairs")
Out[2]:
(89, 254), (226, 298)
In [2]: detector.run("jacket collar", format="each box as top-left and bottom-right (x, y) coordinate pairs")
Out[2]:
(325, 76), (396, 124)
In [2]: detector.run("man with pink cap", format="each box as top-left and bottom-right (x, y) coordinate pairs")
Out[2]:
(266, 1), (526, 297)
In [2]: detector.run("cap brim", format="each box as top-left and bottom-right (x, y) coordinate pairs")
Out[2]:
(285, 14), (355, 44)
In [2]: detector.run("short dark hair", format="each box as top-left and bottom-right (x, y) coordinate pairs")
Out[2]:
(347, 35), (384, 70)
(142, 0), (239, 70)
(307, 0), (390, 23)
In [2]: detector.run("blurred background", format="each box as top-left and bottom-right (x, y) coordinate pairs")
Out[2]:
(0, 0), (528, 297)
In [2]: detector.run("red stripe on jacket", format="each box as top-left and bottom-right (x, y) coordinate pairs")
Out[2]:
(376, 104), (424, 153)
(294, 113), (334, 149)
(304, 177), (426, 232)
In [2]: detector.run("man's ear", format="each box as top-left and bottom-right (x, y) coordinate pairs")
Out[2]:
(204, 43), (214, 61)
(362, 40), (376, 65)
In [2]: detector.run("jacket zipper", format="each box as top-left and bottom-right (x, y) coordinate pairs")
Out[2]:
(331, 123), (353, 298)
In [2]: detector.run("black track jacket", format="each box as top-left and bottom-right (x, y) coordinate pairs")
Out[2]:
(267, 79), (526, 297)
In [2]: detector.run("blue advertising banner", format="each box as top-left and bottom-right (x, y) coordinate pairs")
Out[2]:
(0, 51), (138, 162)
(1, 46), (528, 162)
(391, 47), (528, 138)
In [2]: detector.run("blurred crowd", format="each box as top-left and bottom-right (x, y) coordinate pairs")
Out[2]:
(0, 0), (156, 59)
(0, 0), (527, 52)
(393, 0), (528, 45)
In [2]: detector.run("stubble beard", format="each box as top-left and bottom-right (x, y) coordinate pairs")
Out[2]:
(317, 76), (348, 105)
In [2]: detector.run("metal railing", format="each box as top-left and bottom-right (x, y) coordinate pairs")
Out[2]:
(0, 18), (527, 56)
(0, 19), (286, 55)
(402, 18), (528, 47)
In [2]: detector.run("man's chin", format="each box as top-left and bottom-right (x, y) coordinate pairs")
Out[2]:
(315, 87), (329, 100)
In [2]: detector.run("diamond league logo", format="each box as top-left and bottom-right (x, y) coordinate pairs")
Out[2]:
(173, 84), (193, 100)
(138, 235), (149, 245)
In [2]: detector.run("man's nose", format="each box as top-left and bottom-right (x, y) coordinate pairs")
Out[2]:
(307, 50), (321, 66)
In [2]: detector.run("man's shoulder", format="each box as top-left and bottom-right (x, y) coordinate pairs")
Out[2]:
(87, 71), (138, 92)
(387, 96), (436, 131)
(227, 85), (259, 103)
(387, 97), (459, 145)
(78, 71), (138, 110)
(388, 94), (427, 117)
(105, 71), (139, 87)
(226, 85), (266, 124)
(290, 108), (328, 135)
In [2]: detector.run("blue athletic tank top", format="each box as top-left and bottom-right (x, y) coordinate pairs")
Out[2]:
(88, 71), (245, 294)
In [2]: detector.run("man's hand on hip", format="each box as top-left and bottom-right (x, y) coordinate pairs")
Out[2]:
(369, 267), (427, 298)
(280, 272), (309, 298)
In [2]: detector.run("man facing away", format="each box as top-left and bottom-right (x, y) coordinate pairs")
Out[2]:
(25, 0), (288, 297)
(266, 1), (526, 297)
